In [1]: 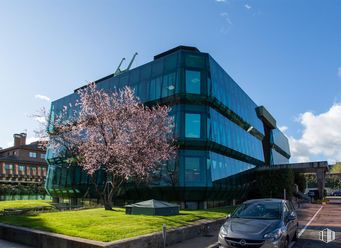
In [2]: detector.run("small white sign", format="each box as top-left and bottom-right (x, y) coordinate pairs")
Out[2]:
(319, 228), (335, 243)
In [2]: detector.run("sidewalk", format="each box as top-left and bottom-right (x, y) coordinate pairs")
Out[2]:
(0, 239), (32, 248)
(168, 231), (218, 248)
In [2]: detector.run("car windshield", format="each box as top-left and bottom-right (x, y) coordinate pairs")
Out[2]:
(232, 201), (282, 220)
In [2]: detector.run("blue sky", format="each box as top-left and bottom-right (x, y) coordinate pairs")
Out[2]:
(0, 0), (340, 163)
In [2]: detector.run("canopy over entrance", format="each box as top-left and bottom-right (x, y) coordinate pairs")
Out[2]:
(257, 161), (329, 199)
(125, 199), (180, 216)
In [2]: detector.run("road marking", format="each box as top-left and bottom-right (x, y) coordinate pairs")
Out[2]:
(298, 205), (323, 238)
(206, 242), (218, 248)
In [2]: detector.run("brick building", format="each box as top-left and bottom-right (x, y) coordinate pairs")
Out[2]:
(0, 133), (48, 185)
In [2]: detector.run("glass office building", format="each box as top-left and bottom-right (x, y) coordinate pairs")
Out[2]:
(45, 46), (290, 207)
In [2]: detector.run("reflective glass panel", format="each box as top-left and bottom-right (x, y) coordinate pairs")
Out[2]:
(271, 149), (289, 165)
(185, 157), (200, 183)
(185, 113), (201, 138)
(185, 70), (201, 94)
(271, 128), (290, 156)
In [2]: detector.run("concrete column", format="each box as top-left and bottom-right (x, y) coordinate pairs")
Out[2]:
(316, 169), (325, 199)
(14, 164), (18, 175)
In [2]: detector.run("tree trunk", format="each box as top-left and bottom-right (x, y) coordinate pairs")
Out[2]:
(104, 200), (113, 210)
(102, 180), (115, 211)
(103, 190), (114, 210)
(90, 173), (123, 211)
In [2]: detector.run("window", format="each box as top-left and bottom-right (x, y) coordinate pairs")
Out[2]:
(185, 70), (201, 94)
(5, 164), (13, 170)
(185, 113), (201, 138)
(29, 152), (37, 158)
(185, 157), (201, 183)
(40, 153), (46, 159)
(162, 72), (176, 97)
(18, 165), (26, 171)
(31, 167), (37, 175)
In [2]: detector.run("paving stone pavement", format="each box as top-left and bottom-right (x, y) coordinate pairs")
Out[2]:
(293, 198), (341, 248)
(0, 239), (32, 248)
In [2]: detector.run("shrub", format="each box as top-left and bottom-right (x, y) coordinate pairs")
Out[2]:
(294, 173), (306, 192)
(248, 168), (294, 199)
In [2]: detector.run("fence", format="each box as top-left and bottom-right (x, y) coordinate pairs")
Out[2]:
(0, 195), (52, 201)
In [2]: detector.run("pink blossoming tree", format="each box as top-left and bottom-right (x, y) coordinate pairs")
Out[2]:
(49, 83), (176, 210)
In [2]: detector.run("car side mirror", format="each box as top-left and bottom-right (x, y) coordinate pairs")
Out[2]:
(226, 214), (231, 220)
(287, 212), (296, 221)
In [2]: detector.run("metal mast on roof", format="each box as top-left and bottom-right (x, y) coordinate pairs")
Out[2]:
(113, 52), (138, 77)
(114, 57), (126, 76)
(126, 52), (138, 71)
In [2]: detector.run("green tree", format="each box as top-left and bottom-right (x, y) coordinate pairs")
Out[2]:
(330, 162), (341, 173)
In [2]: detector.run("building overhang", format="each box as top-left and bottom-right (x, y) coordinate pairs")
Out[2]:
(256, 106), (277, 129)
(256, 161), (329, 173)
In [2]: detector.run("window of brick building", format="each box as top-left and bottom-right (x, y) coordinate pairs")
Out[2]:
(29, 152), (37, 158)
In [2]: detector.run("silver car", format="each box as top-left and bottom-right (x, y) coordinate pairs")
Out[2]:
(218, 199), (298, 248)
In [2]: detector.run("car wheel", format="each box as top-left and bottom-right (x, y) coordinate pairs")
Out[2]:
(283, 237), (289, 248)
(293, 230), (298, 241)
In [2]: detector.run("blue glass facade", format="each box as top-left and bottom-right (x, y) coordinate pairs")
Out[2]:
(270, 128), (290, 165)
(45, 46), (290, 205)
(208, 109), (264, 162)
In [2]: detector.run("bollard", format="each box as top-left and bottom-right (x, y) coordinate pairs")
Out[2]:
(162, 224), (167, 248)
(283, 188), (286, 200)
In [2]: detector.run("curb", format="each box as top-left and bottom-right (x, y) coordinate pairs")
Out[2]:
(0, 218), (225, 248)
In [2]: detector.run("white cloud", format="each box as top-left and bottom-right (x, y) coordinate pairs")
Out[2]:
(219, 12), (233, 34)
(26, 136), (39, 144)
(289, 103), (341, 163)
(279, 126), (288, 132)
(337, 67), (341, 79)
(35, 94), (50, 102)
(244, 4), (252, 9)
(34, 116), (47, 124)
(220, 12), (232, 25)
(215, 0), (226, 2)
(6, 140), (13, 148)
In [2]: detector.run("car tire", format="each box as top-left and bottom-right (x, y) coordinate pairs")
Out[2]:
(293, 230), (298, 241)
(282, 237), (289, 248)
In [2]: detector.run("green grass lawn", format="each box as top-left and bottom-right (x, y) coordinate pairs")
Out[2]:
(0, 200), (52, 212)
(0, 203), (235, 242)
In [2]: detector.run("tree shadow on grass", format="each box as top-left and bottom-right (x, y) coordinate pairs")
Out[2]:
(0, 214), (59, 234)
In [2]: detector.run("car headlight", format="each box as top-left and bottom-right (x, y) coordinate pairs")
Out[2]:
(264, 227), (285, 241)
(219, 226), (228, 238)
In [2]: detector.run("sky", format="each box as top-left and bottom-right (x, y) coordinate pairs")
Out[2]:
(0, 0), (340, 163)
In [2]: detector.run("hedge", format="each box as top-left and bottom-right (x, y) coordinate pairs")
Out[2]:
(248, 168), (295, 199)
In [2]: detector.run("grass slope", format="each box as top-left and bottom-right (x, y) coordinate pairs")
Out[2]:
(0, 206), (234, 242)
(0, 200), (52, 212)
